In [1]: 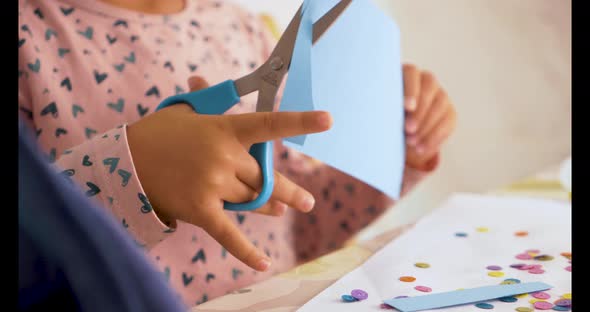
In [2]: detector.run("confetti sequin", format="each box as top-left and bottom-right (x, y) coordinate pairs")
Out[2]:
(380, 303), (395, 309)
(414, 286), (432, 293)
(341, 294), (357, 302)
(533, 301), (554, 310)
(554, 299), (571, 307)
(415, 262), (430, 269)
(399, 276), (416, 282)
(516, 253), (533, 260)
(351, 289), (368, 301)
(488, 271), (505, 277)
(475, 302), (494, 309)
(534, 255), (554, 261)
(532, 292), (550, 300)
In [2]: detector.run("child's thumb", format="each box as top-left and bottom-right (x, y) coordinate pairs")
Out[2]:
(187, 76), (210, 92)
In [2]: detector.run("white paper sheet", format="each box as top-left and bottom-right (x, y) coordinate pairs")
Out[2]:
(299, 193), (572, 311)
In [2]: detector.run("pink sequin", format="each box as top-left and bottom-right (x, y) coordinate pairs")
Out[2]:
(519, 264), (535, 270)
(414, 286), (432, 293)
(516, 253), (532, 260)
(533, 301), (554, 310)
(532, 292), (550, 299)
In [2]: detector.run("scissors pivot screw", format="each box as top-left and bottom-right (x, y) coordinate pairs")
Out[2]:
(270, 57), (284, 71)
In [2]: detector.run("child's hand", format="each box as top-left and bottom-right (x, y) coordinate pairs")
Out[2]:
(402, 64), (457, 170)
(127, 76), (332, 271)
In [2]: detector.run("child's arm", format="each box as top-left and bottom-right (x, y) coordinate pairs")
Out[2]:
(18, 31), (173, 249)
(19, 87), (175, 249)
(17, 7), (329, 271)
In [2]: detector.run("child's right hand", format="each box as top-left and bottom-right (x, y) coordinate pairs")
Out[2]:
(127, 77), (332, 271)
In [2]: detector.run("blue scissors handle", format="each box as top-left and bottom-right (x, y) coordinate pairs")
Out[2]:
(156, 80), (274, 212)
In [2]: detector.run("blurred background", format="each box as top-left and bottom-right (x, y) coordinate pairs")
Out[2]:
(232, 0), (572, 240)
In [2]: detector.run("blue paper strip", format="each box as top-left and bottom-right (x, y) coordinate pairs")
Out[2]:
(384, 282), (553, 312)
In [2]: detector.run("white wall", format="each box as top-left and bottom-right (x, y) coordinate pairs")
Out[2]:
(229, 0), (572, 239)
(362, 0), (571, 239)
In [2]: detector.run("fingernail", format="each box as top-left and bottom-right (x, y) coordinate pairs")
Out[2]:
(302, 196), (315, 212)
(317, 112), (333, 129)
(407, 136), (418, 146)
(257, 258), (271, 271)
(405, 97), (417, 111)
(405, 120), (418, 133)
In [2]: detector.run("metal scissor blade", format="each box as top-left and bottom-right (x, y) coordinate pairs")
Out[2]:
(236, 0), (351, 112)
(234, 4), (303, 101)
(263, 0), (351, 75)
(313, 0), (352, 44)
(265, 4), (304, 77)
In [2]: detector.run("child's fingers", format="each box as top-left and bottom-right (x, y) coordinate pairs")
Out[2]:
(228, 111), (332, 144)
(403, 64), (420, 112)
(232, 187), (289, 217)
(222, 179), (259, 204)
(419, 109), (456, 156)
(407, 72), (438, 134)
(409, 90), (449, 144)
(271, 170), (315, 212)
(253, 200), (288, 216)
(187, 76), (210, 91)
(234, 149), (315, 213)
(203, 211), (271, 272)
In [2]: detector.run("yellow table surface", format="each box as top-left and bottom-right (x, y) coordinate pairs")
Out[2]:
(193, 163), (569, 312)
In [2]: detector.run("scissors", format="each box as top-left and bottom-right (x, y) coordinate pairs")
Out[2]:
(156, 0), (352, 211)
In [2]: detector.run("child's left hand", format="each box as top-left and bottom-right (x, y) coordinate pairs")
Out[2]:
(402, 64), (457, 171)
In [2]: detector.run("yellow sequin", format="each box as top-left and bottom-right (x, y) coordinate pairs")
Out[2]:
(488, 271), (505, 277)
(529, 298), (546, 304)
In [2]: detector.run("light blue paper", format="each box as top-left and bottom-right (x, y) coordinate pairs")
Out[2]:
(280, 0), (345, 145)
(384, 282), (553, 312)
(280, 0), (405, 199)
(280, 2), (314, 145)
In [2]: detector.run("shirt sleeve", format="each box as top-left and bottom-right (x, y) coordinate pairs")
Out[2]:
(20, 81), (174, 250)
(53, 125), (176, 249)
